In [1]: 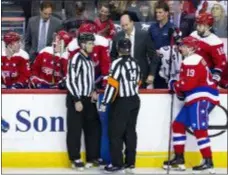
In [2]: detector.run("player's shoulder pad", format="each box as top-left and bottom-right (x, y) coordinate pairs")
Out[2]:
(204, 33), (223, 46)
(14, 49), (29, 60)
(39, 46), (54, 55)
(95, 35), (109, 47)
(67, 38), (79, 52)
(61, 51), (69, 60)
(183, 54), (202, 65)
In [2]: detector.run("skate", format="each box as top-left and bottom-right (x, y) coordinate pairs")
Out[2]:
(71, 159), (84, 171)
(193, 158), (215, 174)
(124, 164), (135, 174)
(85, 158), (106, 168)
(163, 154), (186, 171)
(104, 164), (124, 174)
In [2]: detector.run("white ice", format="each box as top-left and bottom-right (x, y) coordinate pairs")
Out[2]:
(2, 168), (227, 174)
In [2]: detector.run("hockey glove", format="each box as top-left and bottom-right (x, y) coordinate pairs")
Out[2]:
(11, 83), (24, 89)
(176, 91), (185, 101)
(36, 83), (52, 89)
(168, 79), (177, 91)
(212, 72), (221, 84)
(57, 79), (66, 89)
(177, 94), (185, 101)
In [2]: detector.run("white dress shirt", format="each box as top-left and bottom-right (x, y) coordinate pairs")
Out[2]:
(125, 27), (135, 57)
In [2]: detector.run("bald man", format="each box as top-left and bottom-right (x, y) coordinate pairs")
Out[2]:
(110, 13), (159, 88)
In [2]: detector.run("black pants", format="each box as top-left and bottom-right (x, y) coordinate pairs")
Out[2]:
(66, 93), (101, 162)
(109, 95), (140, 167)
(153, 62), (168, 89)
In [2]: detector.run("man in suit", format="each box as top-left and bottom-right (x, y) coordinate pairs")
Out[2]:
(168, 0), (195, 37)
(110, 13), (159, 88)
(25, 1), (62, 63)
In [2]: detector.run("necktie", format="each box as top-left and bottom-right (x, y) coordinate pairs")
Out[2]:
(174, 14), (179, 28)
(38, 20), (47, 52)
(126, 34), (133, 57)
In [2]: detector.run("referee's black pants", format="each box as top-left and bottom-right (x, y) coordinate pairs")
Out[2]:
(109, 95), (140, 167)
(66, 93), (101, 162)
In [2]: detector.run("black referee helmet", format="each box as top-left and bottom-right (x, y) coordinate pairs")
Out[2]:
(78, 32), (95, 45)
(117, 38), (131, 55)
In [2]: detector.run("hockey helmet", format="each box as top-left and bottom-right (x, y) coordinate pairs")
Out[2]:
(196, 12), (214, 26)
(55, 30), (72, 46)
(117, 38), (131, 54)
(3, 31), (20, 45)
(78, 21), (98, 34)
(78, 32), (95, 45)
(179, 36), (199, 50)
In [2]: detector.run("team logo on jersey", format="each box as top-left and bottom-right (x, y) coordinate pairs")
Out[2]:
(42, 67), (54, 75)
(141, 23), (150, 31)
(114, 24), (122, 33)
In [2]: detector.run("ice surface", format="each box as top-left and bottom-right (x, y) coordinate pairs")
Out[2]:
(2, 168), (227, 174)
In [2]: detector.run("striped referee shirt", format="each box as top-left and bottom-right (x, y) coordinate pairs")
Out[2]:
(66, 52), (95, 101)
(102, 56), (141, 104)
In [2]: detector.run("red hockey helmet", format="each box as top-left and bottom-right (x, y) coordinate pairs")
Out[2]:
(56, 30), (72, 46)
(78, 21), (98, 34)
(180, 36), (199, 50)
(3, 32), (20, 45)
(196, 12), (214, 26)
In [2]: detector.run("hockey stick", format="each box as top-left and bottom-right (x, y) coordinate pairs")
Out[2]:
(166, 28), (175, 174)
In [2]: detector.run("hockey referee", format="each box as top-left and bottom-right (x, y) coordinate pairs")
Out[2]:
(100, 38), (141, 173)
(66, 32), (102, 170)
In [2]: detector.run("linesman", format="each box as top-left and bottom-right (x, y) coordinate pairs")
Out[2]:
(100, 38), (141, 173)
(66, 32), (101, 170)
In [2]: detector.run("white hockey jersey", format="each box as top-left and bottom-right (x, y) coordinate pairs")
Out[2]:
(158, 45), (182, 81)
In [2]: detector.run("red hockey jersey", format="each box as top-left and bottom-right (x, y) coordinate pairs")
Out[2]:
(30, 46), (69, 87)
(173, 54), (219, 105)
(220, 62), (228, 88)
(94, 18), (116, 40)
(1, 49), (30, 88)
(67, 34), (111, 84)
(191, 31), (227, 73)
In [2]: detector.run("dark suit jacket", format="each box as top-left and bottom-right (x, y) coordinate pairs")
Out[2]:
(180, 12), (195, 38)
(110, 28), (159, 86)
(24, 16), (62, 62)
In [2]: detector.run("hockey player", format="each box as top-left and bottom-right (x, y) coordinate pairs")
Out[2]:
(190, 12), (227, 85)
(30, 30), (72, 89)
(67, 21), (111, 88)
(2, 32), (30, 89)
(163, 36), (219, 174)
